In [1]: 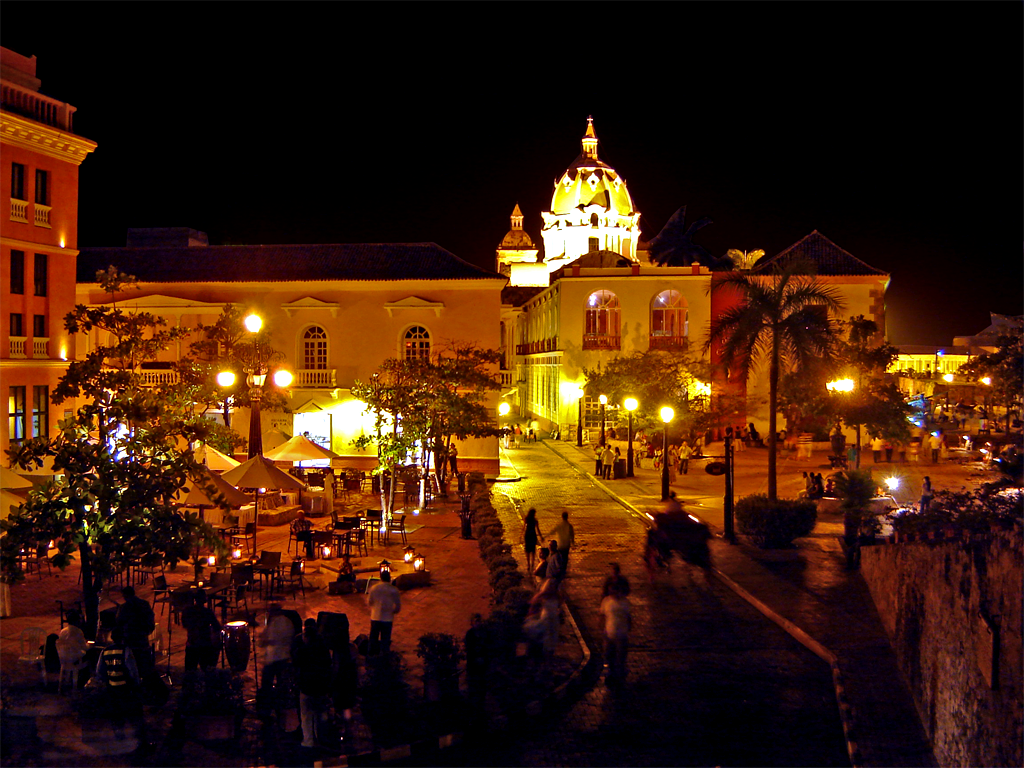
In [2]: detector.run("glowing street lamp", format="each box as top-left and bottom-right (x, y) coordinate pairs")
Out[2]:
(599, 394), (608, 445)
(624, 397), (638, 477)
(660, 406), (674, 501)
(221, 313), (292, 459)
(827, 378), (859, 469)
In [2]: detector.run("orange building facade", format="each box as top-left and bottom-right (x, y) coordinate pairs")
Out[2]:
(1, 47), (97, 460)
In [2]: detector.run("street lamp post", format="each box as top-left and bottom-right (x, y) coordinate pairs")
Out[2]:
(724, 426), (735, 543)
(624, 397), (638, 477)
(827, 378), (857, 469)
(660, 406), (674, 501)
(576, 386), (585, 447)
(599, 394), (607, 446)
(498, 401), (510, 448)
(228, 314), (293, 459)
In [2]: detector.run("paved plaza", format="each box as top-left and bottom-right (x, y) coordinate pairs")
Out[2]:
(2, 436), (998, 766)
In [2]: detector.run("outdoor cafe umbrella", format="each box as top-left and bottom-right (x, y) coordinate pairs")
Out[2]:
(1, 467), (33, 523)
(221, 456), (304, 553)
(264, 434), (342, 464)
(201, 445), (241, 471)
(175, 467), (253, 518)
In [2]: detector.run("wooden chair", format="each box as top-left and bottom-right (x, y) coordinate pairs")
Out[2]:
(229, 522), (257, 557)
(394, 513), (408, 544)
(22, 544), (51, 578)
(152, 574), (171, 615)
(280, 560), (307, 597)
(312, 530), (334, 559)
(352, 526), (369, 557)
(169, 590), (193, 626)
(55, 599), (82, 629)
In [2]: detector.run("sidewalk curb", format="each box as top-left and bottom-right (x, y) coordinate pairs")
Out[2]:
(541, 439), (864, 768)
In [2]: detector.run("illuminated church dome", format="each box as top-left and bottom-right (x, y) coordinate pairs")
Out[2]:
(495, 203), (540, 279)
(541, 117), (641, 268)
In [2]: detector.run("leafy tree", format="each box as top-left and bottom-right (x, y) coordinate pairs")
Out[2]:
(351, 343), (502, 513)
(2, 268), (227, 638)
(583, 349), (741, 444)
(958, 324), (1023, 433)
(706, 260), (844, 500)
(779, 316), (911, 456)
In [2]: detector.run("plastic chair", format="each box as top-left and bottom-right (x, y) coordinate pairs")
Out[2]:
(18, 627), (48, 685)
(57, 647), (89, 693)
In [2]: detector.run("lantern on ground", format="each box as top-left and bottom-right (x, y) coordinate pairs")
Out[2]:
(379, 559), (391, 577)
(403, 545), (415, 563)
(413, 553), (426, 572)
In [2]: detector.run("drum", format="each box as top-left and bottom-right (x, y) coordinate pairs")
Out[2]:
(223, 620), (250, 672)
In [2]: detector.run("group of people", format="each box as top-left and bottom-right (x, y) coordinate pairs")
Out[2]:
(520, 508), (632, 686)
(801, 471), (831, 500)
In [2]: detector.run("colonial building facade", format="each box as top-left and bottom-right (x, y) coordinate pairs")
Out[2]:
(1, 47), (96, 460)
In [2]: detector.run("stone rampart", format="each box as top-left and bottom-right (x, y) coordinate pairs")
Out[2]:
(861, 530), (1022, 767)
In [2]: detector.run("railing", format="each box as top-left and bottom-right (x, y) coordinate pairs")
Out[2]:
(649, 335), (687, 350)
(1, 82), (76, 131)
(582, 334), (620, 351)
(32, 338), (48, 358)
(514, 337), (559, 356)
(499, 371), (515, 387)
(138, 370), (179, 386)
(296, 369), (337, 388)
(34, 204), (51, 228)
(9, 337), (27, 358)
(10, 198), (28, 223)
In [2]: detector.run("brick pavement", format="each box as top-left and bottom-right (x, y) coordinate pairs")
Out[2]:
(480, 440), (853, 767)
(518, 437), (946, 768)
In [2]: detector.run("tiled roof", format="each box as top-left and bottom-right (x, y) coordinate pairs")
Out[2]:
(77, 242), (502, 284)
(753, 231), (887, 276)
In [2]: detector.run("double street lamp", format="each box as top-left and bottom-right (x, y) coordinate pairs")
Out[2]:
(826, 377), (858, 469)
(218, 313), (292, 458)
(660, 406), (674, 500)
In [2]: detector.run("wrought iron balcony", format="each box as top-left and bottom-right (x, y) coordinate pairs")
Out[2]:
(582, 334), (620, 351)
(649, 335), (688, 351)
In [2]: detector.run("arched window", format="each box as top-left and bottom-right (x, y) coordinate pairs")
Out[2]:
(303, 325), (328, 369)
(403, 326), (431, 361)
(583, 290), (620, 350)
(650, 290), (688, 349)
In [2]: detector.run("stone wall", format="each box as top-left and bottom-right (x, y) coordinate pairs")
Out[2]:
(861, 530), (1022, 768)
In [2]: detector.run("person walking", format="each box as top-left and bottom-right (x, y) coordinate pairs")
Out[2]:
(534, 546), (551, 581)
(678, 440), (693, 475)
(522, 508), (544, 574)
(366, 570), (401, 655)
(551, 511), (575, 576)
(920, 476), (934, 513)
(292, 619), (333, 749)
(260, 603), (297, 694)
(601, 562), (630, 598)
(871, 435), (884, 463)
(181, 590), (221, 671)
(115, 586), (155, 679)
(600, 583), (632, 686)
(601, 444), (615, 480)
(545, 540), (563, 584)
(884, 438), (894, 463)
(929, 432), (943, 464)
(527, 578), (562, 662)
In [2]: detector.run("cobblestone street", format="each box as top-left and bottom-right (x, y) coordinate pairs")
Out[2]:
(464, 441), (850, 767)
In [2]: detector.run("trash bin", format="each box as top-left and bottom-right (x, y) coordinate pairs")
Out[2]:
(614, 458), (627, 479)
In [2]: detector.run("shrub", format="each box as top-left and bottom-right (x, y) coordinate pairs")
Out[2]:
(482, 542), (512, 561)
(499, 586), (533, 620)
(415, 632), (465, 671)
(487, 555), (518, 573)
(488, 563), (519, 588)
(735, 494), (817, 548)
(491, 570), (524, 598)
(476, 531), (498, 551)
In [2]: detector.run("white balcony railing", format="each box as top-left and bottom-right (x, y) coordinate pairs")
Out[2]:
(499, 371), (515, 387)
(34, 204), (51, 228)
(10, 198), (28, 223)
(138, 370), (179, 386)
(295, 369), (337, 388)
(32, 338), (48, 358)
(9, 337), (27, 358)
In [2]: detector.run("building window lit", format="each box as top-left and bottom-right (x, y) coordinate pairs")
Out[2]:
(650, 289), (688, 349)
(302, 325), (328, 369)
(32, 386), (48, 439)
(10, 250), (24, 294)
(9, 386), (26, 445)
(403, 326), (431, 361)
(583, 290), (620, 350)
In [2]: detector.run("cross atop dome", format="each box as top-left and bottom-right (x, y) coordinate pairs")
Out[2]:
(582, 116), (599, 161)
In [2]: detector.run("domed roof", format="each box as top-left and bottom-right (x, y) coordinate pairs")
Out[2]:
(550, 117), (635, 217)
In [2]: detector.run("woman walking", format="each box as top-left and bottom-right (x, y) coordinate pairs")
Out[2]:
(523, 508), (544, 574)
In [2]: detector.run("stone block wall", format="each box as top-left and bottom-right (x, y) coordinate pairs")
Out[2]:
(861, 531), (1022, 768)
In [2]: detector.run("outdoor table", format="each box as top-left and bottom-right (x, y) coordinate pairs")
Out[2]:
(253, 556), (283, 600)
(361, 510), (383, 547)
(333, 529), (354, 557)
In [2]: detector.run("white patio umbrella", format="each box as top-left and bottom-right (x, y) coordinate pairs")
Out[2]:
(201, 445), (241, 471)
(264, 434), (342, 464)
(221, 456), (304, 553)
(175, 467), (253, 511)
(261, 428), (292, 452)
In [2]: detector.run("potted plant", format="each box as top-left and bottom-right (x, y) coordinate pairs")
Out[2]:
(416, 632), (464, 702)
(177, 668), (244, 741)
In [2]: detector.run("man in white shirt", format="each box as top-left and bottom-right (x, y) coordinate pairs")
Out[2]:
(600, 584), (632, 685)
(367, 571), (401, 655)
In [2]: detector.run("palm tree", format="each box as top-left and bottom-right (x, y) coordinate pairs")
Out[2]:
(705, 260), (844, 500)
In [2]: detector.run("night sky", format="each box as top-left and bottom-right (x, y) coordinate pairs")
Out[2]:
(4, 3), (1021, 346)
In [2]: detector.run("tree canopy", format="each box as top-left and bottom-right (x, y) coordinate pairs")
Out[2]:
(957, 323), (1023, 433)
(2, 268), (228, 637)
(706, 260), (844, 499)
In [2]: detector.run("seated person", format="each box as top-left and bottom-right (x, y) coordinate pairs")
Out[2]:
(291, 510), (315, 559)
(57, 609), (89, 675)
